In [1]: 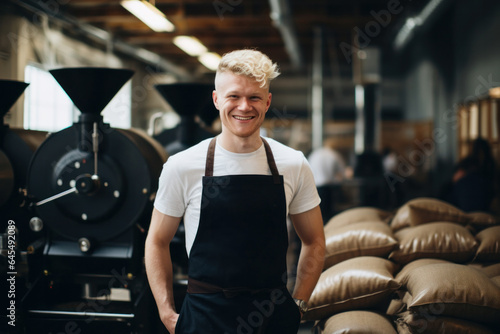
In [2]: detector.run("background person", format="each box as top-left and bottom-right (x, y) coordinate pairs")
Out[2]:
(308, 137), (346, 222)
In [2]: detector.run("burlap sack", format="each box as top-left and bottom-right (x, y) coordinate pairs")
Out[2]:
(389, 222), (478, 264)
(395, 311), (497, 334)
(304, 257), (400, 321)
(390, 197), (468, 232)
(405, 263), (500, 326)
(474, 225), (500, 262)
(386, 295), (408, 315)
(324, 221), (398, 269)
(492, 276), (500, 288)
(466, 211), (498, 232)
(469, 263), (500, 277)
(320, 311), (397, 334)
(395, 258), (450, 286)
(325, 207), (392, 233)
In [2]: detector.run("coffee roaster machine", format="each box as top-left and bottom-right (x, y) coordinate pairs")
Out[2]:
(16, 68), (168, 333)
(152, 83), (218, 155)
(0, 68), (217, 333)
(0, 80), (47, 247)
(0, 80), (48, 334)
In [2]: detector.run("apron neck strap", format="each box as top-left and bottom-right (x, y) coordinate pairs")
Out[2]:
(205, 137), (281, 183)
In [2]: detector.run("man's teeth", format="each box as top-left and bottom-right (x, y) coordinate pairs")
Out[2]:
(234, 116), (253, 120)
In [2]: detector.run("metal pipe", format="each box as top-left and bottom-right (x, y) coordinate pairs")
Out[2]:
(354, 83), (381, 154)
(311, 27), (324, 151)
(7, 0), (193, 79)
(269, 0), (303, 70)
(393, 0), (452, 51)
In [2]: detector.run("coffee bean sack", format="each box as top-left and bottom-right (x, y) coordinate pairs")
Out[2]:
(389, 222), (478, 264)
(324, 221), (398, 269)
(395, 258), (450, 286)
(304, 257), (400, 321)
(319, 311), (397, 334)
(324, 207), (392, 233)
(314, 198), (499, 330)
(466, 211), (498, 232)
(386, 293), (409, 316)
(395, 311), (497, 334)
(474, 225), (500, 262)
(468, 263), (500, 277)
(492, 276), (500, 288)
(403, 263), (500, 326)
(390, 197), (469, 232)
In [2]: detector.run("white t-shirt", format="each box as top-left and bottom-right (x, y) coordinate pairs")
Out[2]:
(308, 147), (346, 187)
(154, 137), (321, 255)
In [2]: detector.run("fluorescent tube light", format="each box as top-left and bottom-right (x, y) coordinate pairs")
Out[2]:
(173, 36), (208, 57)
(121, 0), (175, 32)
(198, 52), (221, 71)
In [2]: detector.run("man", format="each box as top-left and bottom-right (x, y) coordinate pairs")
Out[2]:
(145, 49), (325, 334)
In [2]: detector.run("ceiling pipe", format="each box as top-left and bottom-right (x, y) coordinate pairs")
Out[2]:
(7, 0), (194, 80)
(393, 0), (453, 51)
(311, 27), (324, 151)
(269, 0), (304, 70)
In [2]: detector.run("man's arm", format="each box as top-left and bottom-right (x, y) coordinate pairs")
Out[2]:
(145, 208), (182, 334)
(290, 205), (325, 302)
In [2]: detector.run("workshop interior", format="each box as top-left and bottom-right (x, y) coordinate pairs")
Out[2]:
(1, 0), (500, 333)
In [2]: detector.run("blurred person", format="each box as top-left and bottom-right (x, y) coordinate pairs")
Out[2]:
(382, 147), (398, 174)
(145, 49), (325, 334)
(440, 138), (496, 212)
(308, 137), (346, 222)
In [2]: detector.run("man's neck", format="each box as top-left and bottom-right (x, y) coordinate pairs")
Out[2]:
(217, 132), (262, 153)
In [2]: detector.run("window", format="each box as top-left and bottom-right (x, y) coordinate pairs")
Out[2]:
(24, 64), (75, 132)
(24, 64), (131, 131)
(457, 93), (500, 163)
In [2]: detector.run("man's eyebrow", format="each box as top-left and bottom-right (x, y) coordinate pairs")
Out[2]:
(225, 90), (265, 96)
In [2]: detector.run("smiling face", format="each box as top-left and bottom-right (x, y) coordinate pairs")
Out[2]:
(213, 71), (271, 145)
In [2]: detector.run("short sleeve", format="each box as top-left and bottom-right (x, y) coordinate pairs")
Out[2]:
(154, 158), (186, 217)
(288, 157), (321, 215)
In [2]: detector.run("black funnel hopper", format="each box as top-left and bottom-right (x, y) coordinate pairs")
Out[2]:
(154, 83), (215, 155)
(154, 83), (213, 116)
(49, 67), (134, 118)
(0, 80), (29, 120)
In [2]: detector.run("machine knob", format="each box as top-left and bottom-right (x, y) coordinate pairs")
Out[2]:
(78, 237), (92, 253)
(75, 174), (100, 195)
(29, 217), (44, 232)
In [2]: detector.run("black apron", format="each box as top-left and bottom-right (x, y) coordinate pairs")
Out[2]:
(175, 137), (301, 334)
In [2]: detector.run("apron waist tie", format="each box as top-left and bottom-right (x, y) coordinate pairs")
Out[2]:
(187, 277), (285, 298)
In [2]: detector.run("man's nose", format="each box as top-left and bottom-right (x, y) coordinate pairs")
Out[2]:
(238, 98), (251, 111)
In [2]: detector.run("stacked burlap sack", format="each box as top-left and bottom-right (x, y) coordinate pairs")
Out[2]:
(303, 198), (500, 334)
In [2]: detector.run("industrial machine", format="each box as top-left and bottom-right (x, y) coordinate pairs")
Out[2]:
(20, 67), (167, 333)
(152, 82), (218, 155)
(0, 80), (47, 243)
(0, 80), (47, 334)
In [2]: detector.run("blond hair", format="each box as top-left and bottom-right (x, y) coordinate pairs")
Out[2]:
(216, 49), (280, 88)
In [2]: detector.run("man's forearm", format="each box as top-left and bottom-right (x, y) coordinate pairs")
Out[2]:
(292, 240), (325, 302)
(145, 239), (177, 317)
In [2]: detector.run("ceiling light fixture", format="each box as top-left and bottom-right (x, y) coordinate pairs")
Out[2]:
(173, 36), (208, 57)
(490, 87), (500, 98)
(198, 52), (222, 71)
(121, 0), (175, 32)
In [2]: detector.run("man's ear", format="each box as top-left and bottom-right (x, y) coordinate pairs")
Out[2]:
(212, 90), (219, 110)
(265, 92), (272, 113)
